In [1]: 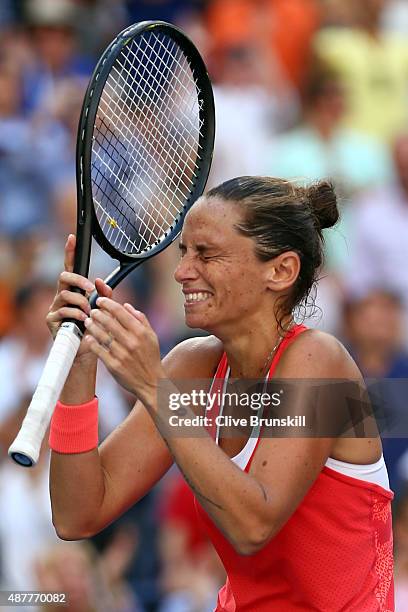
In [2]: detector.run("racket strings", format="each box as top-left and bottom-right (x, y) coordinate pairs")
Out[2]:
(126, 36), (204, 162)
(95, 54), (197, 252)
(103, 59), (197, 244)
(126, 31), (203, 224)
(108, 36), (200, 238)
(111, 53), (201, 197)
(102, 74), (190, 211)
(93, 115), (177, 236)
(91, 30), (203, 254)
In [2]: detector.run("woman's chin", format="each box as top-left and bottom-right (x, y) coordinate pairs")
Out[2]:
(184, 312), (211, 330)
(185, 317), (206, 329)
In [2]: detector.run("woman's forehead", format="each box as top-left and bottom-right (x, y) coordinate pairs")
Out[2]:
(183, 196), (242, 236)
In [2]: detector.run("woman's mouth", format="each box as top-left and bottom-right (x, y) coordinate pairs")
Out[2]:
(184, 291), (213, 306)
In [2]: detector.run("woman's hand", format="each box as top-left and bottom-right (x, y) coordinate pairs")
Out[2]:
(46, 234), (113, 358)
(83, 297), (163, 406)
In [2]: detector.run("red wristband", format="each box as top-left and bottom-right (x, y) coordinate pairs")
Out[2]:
(49, 398), (99, 454)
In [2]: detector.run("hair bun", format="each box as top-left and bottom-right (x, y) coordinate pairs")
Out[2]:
(307, 180), (339, 230)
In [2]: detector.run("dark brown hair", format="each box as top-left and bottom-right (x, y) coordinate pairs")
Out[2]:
(207, 176), (339, 329)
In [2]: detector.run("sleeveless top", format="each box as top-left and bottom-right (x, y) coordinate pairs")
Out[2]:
(194, 325), (394, 611)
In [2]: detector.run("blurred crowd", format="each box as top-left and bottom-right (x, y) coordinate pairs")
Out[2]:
(1, 0), (408, 610)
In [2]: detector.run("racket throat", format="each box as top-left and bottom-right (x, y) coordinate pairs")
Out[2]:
(88, 261), (143, 309)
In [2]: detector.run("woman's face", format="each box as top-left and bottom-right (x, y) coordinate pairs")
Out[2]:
(174, 197), (272, 335)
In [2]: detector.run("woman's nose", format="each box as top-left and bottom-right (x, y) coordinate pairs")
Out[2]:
(174, 254), (199, 284)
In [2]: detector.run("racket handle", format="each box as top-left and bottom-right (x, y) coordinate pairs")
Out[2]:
(8, 322), (83, 467)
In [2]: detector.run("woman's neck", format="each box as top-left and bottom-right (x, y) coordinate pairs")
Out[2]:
(219, 319), (290, 378)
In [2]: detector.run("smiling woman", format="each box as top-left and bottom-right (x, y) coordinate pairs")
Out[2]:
(177, 176), (338, 340)
(47, 176), (394, 612)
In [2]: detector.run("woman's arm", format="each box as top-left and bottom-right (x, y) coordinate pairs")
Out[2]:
(48, 237), (221, 540)
(50, 338), (223, 540)
(50, 335), (221, 540)
(85, 299), (364, 555)
(155, 332), (366, 554)
(50, 397), (173, 540)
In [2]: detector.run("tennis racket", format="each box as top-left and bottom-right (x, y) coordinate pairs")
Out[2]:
(9, 20), (215, 467)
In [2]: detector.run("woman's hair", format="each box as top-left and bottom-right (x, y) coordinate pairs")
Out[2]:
(207, 176), (339, 329)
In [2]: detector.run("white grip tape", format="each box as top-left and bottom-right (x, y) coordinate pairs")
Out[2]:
(8, 323), (82, 466)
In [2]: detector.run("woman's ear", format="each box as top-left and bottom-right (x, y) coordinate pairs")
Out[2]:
(264, 251), (301, 292)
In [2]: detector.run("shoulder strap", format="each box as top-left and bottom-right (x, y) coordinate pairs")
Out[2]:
(214, 351), (228, 380)
(244, 324), (309, 472)
(211, 324), (308, 387)
(207, 325), (308, 441)
(205, 352), (229, 438)
(268, 324), (308, 379)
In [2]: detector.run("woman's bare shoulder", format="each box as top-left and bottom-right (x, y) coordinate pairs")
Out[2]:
(277, 328), (362, 379)
(163, 335), (224, 379)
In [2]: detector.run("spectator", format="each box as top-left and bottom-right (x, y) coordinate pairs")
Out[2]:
(314, 0), (408, 142)
(0, 1), (18, 28)
(34, 76), (88, 191)
(341, 288), (408, 496)
(208, 39), (297, 188)
(0, 60), (52, 234)
(0, 234), (17, 336)
(158, 471), (225, 612)
(35, 541), (119, 611)
(346, 133), (408, 341)
(382, 0), (408, 34)
(320, 0), (359, 27)
(265, 59), (380, 333)
(267, 59), (392, 281)
(268, 60), (392, 198)
(92, 493), (161, 611)
(76, 1), (128, 57)
(206, 0), (321, 89)
(127, 0), (206, 25)
(0, 275), (130, 451)
(97, 524), (141, 612)
(0, 280), (55, 454)
(0, 441), (58, 597)
(22, 0), (92, 114)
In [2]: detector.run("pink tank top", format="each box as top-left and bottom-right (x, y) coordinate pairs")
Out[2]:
(195, 324), (394, 611)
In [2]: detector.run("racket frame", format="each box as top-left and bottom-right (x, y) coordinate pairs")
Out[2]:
(8, 20), (215, 467)
(75, 21), (215, 280)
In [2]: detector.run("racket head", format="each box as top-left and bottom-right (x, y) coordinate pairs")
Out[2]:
(75, 20), (215, 276)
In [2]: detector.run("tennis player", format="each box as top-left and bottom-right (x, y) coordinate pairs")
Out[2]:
(47, 177), (394, 611)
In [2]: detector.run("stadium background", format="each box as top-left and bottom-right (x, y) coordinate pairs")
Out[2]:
(1, 0), (408, 610)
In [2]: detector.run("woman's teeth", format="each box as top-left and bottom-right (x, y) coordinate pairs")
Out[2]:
(185, 292), (212, 303)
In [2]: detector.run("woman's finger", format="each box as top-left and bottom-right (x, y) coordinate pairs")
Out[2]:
(47, 307), (89, 325)
(95, 297), (145, 331)
(84, 316), (112, 347)
(84, 335), (113, 365)
(95, 278), (113, 299)
(84, 318), (126, 362)
(88, 308), (129, 346)
(64, 234), (76, 273)
(123, 303), (150, 328)
(53, 289), (91, 314)
(58, 271), (95, 294)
